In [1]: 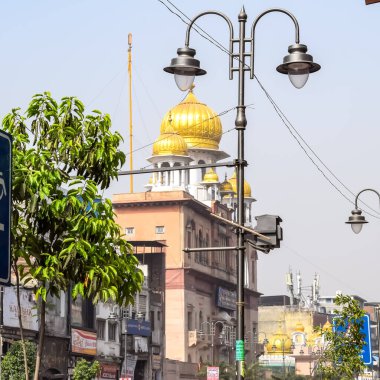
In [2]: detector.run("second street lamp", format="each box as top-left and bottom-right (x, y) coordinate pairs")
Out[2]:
(164, 7), (320, 380)
(346, 188), (380, 234)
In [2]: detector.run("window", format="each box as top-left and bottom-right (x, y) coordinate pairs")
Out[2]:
(188, 311), (193, 330)
(97, 319), (105, 340)
(155, 226), (165, 234)
(125, 227), (135, 235)
(157, 311), (161, 321)
(150, 310), (155, 331)
(108, 321), (117, 341)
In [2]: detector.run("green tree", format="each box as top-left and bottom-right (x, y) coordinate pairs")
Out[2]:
(2, 93), (143, 380)
(314, 294), (366, 379)
(73, 359), (100, 380)
(1, 340), (36, 380)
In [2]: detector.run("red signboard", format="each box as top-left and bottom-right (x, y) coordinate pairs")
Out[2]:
(207, 366), (219, 380)
(100, 363), (118, 379)
(71, 328), (97, 356)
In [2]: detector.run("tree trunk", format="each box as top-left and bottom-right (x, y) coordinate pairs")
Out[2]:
(14, 260), (29, 380)
(34, 297), (46, 380)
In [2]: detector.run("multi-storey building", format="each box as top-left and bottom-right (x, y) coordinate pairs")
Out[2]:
(113, 88), (260, 379)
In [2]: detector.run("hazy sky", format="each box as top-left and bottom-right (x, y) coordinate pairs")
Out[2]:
(1, 1), (380, 301)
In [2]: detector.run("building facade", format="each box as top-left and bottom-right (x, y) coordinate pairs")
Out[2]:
(113, 88), (260, 378)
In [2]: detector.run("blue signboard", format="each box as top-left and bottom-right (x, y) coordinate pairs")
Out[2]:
(0, 130), (11, 284)
(334, 314), (372, 365)
(127, 319), (151, 336)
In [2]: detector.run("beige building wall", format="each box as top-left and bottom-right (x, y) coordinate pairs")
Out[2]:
(113, 190), (260, 371)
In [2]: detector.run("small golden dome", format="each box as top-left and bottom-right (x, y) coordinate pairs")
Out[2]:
(266, 330), (293, 355)
(322, 320), (332, 332)
(160, 89), (222, 150)
(220, 175), (234, 193)
(228, 172), (252, 198)
(295, 322), (305, 332)
(152, 121), (188, 156)
(203, 168), (219, 183)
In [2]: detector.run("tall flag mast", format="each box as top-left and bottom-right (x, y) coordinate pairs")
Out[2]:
(128, 33), (134, 193)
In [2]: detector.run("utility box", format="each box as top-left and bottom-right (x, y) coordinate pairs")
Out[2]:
(253, 214), (283, 251)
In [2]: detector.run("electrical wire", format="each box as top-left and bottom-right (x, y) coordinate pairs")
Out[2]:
(87, 61), (129, 107)
(157, 0), (231, 56)
(254, 75), (380, 220)
(157, 0), (380, 220)
(282, 244), (364, 296)
(123, 103), (239, 161)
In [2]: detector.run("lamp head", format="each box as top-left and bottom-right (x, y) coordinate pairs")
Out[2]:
(164, 47), (206, 91)
(346, 208), (368, 234)
(276, 43), (321, 89)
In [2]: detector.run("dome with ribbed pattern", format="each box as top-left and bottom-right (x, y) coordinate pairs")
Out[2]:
(152, 122), (189, 156)
(160, 89), (222, 150)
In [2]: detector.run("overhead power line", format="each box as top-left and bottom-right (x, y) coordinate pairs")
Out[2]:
(157, 0), (380, 219)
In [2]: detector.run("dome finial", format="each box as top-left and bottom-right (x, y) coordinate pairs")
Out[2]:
(165, 110), (175, 133)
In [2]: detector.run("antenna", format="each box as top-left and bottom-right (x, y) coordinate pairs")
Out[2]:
(128, 33), (133, 193)
(286, 269), (294, 306)
(296, 271), (302, 299)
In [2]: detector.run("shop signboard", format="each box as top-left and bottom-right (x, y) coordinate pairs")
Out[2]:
(71, 328), (97, 356)
(3, 286), (38, 331)
(207, 366), (219, 380)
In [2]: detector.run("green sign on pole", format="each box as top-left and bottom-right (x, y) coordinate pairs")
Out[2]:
(235, 340), (245, 361)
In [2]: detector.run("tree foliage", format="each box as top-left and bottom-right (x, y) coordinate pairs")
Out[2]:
(3, 92), (143, 305)
(1, 340), (36, 380)
(2, 92), (143, 379)
(314, 294), (366, 379)
(73, 359), (100, 380)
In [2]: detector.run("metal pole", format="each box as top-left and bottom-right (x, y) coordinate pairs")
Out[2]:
(211, 326), (214, 366)
(128, 33), (134, 193)
(124, 315), (128, 378)
(377, 307), (380, 380)
(282, 341), (285, 380)
(236, 7), (247, 380)
(0, 286), (3, 380)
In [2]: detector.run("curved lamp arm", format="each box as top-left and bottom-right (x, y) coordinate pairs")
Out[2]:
(185, 11), (234, 78)
(250, 8), (300, 79)
(354, 188), (380, 209)
(346, 188), (380, 233)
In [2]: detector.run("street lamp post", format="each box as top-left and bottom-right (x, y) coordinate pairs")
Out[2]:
(311, 347), (324, 380)
(272, 338), (295, 379)
(164, 6), (320, 379)
(109, 308), (129, 379)
(346, 188), (380, 233)
(199, 320), (234, 365)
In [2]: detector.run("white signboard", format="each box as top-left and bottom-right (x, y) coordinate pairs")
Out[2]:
(3, 286), (38, 331)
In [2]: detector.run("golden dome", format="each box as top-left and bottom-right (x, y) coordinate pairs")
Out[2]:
(266, 330), (293, 355)
(228, 172), (252, 198)
(322, 320), (332, 332)
(160, 89), (222, 150)
(152, 122), (188, 156)
(295, 322), (305, 332)
(203, 168), (219, 183)
(220, 175), (234, 193)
